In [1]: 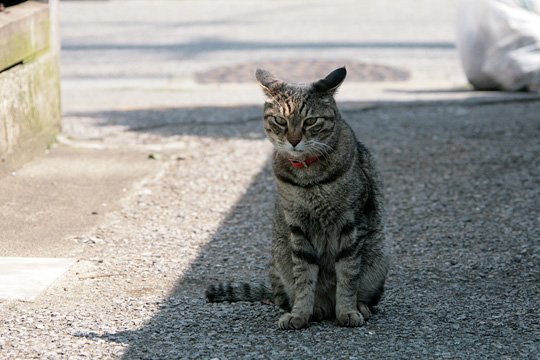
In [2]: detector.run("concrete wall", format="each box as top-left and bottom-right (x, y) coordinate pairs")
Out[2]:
(0, 1), (61, 177)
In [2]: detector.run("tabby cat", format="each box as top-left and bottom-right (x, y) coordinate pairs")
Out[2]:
(206, 67), (389, 330)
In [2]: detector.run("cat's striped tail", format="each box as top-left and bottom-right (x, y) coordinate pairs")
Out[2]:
(205, 282), (272, 303)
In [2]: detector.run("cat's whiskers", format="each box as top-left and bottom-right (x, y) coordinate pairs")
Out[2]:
(307, 140), (334, 158)
(311, 140), (334, 153)
(309, 146), (327, 159)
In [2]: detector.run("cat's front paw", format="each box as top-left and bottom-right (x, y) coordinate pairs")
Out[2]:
(278, 312), (309, 330)
(336, 310), (365, 327)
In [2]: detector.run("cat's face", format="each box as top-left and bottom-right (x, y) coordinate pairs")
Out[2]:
(256, 67), (346, 160)
(262, 90), (338, 159)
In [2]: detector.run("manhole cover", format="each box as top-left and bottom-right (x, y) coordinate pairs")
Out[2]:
(195, 60), (410, 84)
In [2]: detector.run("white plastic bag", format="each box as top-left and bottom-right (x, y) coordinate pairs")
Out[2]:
(456, 0), (540, 92)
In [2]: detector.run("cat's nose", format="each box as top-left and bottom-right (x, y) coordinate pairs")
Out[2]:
(288, 138), (301, 147)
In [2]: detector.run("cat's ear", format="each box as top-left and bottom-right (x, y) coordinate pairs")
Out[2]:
(311, 67), (347, 95)
(256, 68), (283, 96)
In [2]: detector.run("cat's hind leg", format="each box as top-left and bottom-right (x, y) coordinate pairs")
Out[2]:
(335, 223), (366, 327)
(356, 230), (389, 319)
(269, 266), (291, 311)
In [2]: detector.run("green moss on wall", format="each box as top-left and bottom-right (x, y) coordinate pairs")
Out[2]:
(0, 52), (61, 177)
(0, 2), (50, 72)
(0, 1), (60, 176)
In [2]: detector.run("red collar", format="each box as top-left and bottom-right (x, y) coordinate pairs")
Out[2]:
(289, 156), (320, 169)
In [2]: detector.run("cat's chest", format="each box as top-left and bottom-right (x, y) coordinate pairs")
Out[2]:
(281, 183), (355, 232)
(299, 185), (346, 215)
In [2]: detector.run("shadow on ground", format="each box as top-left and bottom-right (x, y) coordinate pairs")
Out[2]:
(63, 106), (265, 140)
(79, 99), (539, 358)
(62, 97), (540, 141)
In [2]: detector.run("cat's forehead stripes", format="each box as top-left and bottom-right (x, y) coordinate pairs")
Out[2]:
(267, 91), (311, 118)
(298, 101), (310, 118)
(280, 96), (294, 117)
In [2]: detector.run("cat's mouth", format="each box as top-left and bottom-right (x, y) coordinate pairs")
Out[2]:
(278, 142), (316, 160)
(287, 149), (305, 157)
(285, 149), (314, 161)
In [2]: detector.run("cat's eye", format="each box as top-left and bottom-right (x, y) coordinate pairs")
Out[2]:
(304, 117), (326, 128)
(269, 116), (287, 126)
(304, 117), (318, 126)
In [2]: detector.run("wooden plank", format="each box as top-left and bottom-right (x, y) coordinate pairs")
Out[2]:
(0, 1), (50, 72)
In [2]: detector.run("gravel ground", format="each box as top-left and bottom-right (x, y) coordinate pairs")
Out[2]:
(1, 99), (539, 359)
